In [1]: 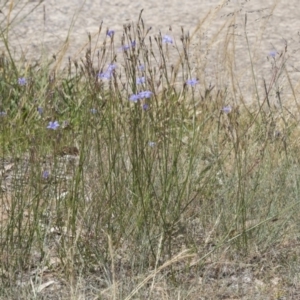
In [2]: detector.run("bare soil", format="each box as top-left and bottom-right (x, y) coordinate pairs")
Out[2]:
(1, 0), (300, 104)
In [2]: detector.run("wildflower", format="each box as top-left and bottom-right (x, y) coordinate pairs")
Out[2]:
(136, 77), (145, 84)
(98, 71), (111, 79)
(107, 30), (115, 37)
(129, 94), (141, 103)
(129, 91), (153, 102)
(37, 107), (43, 115)
(0, 111), (6, 116)
(47, 121), (60, 130)
(269, 50), (276, 58)
(139, 91), (153, 98)
(98, 64), (116, 80)
(90, 108), (97, 114)
(138, 64), (145, 71)
(107, 64), (116, 72)
(148, 141), (156, 147)
(120, 41), (136, 51)
(163, 35), (173, 44)
(122, 45), (130, 51)
(18, 77), (27, 86)
(221, 106), (232, 114)
(42, 170), (50, 180)
(186, 78), (199, 86)
(142, 103), (149, 111)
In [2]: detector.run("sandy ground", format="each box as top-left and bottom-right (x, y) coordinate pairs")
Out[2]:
(1, 0), (300, 105)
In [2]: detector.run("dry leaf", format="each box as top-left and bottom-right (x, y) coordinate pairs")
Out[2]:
(37, 280), (56, 293)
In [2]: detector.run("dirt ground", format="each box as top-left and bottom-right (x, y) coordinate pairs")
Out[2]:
(1, 0), (300, 104)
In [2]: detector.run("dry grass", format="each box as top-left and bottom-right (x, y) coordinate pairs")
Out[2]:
(0, 1), (300, 299)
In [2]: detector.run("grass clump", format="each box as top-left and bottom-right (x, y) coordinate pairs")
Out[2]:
(0, 3), (300, 300)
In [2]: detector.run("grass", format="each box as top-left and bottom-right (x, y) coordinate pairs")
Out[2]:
(0, 1), (300, 299)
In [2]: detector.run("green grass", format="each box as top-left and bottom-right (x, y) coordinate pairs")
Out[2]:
(0, 2), (300, 299)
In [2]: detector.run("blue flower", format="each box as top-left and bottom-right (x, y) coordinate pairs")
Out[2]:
(186, 78), (199, 86)
(163, 35), (173, 44)
(42, 170), (50, 179)
(136, 77), (145, 84)
(107, 64), (116, 72)
(129, 91), (153, 102)
(18, 77), (27, 86)
(0, 111), (6, 116)
(98, 71), (111, 79)
(98, 64), (116, 80)
(122, 45), (130, 51)
(47, 121), (60, 130)
(120, 41), (136, 51)
(269, 50), (276, 58)
(148, 141), (156, 147)
(221, 106), (232, 114)
(90, 108), (97, 114)
(129, 94), (141, 103)
(107, 30), (115, 37)
(142, 103), (149, 111)
(138, 64), (145, 71)
(37, 107), (43, 115)
(139, 91), (153, 98)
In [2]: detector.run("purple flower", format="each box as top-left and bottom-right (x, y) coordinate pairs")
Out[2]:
(0, 111), (6, 116)
(139, 91), (153, 98)
(47, 121), (60, 130)
(138, 64), (145, 71)
(129, 91), (153, 102)
(107, 64), (116, 72)
(221, 106), (232, 114)
(142, 103), (149, 111)
(163, 35), (173, 44)
(122, 45), (130, 51)
(37, 107), (43, 115)
(269, 50), (276, 58)
(107, 30), (115, 37)
(98, 64), (116, 80)
(136, 77), (145, 84)
(98, 71), (111, 79)
(148, 141), (156, 147)
(90, 108), (97, 114)
(129, 94), (141, 103)
(120, 41), (136, 51)
(186, 78), (199, 86)
(42, 170), (50, 179)
(18, 77), (27, 86)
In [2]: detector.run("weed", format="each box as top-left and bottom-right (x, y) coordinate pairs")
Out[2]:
(0, 1), (300, 299)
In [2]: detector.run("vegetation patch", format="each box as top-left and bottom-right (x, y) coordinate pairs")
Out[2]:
(0, 2), (300, 299)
